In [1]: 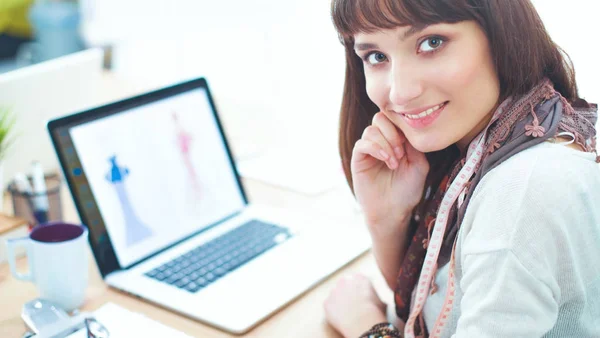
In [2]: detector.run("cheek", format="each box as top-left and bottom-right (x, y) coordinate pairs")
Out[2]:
(365, 71), (389, 111)
(439, 50), (483, 89)
(436, 45), (498, 102)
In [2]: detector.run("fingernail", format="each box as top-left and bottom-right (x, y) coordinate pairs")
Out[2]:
(389, 157), (398, 169)
(379, 150), (390, 160)
(394, 147), (403, 159)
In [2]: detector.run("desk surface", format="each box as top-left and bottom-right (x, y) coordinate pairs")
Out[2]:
(0, 72), (391, 338)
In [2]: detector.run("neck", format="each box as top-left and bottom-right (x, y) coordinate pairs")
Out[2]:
(456, 113), (494, 154)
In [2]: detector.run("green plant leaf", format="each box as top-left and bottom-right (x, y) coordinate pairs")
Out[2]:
(0, 106), (17, 161)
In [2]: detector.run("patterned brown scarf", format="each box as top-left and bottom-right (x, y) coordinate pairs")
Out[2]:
(394, 79), (598, 328)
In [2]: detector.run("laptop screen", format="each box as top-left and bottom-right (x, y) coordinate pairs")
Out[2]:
(49, 80), (246, 272)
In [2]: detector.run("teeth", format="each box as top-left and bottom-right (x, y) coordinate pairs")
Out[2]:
(404, 103), (445, 120)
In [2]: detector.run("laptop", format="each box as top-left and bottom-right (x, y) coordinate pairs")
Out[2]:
(47, 77), (370, 334)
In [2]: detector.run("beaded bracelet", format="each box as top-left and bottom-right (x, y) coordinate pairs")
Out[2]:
(359, 322), (402, 338)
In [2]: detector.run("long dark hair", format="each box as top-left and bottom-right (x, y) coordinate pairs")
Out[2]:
(331, 0), (581, 206)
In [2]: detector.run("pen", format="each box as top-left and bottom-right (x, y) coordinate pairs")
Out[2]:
(14, 172), (34, 195)
(31, 162), (49, 224)
(13, 173), (42, 224)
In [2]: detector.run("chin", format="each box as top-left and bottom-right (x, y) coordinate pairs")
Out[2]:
(407, 134), (453, 154)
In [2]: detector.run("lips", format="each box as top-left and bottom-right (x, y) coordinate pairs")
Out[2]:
(401, 101), (448, 119)
(396, 101), (449, 129)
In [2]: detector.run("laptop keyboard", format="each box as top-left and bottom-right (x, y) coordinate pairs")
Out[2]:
(144, 219), (292, 293)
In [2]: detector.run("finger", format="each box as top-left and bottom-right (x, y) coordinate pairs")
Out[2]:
(372, 112), (406, 160)
(361, 126), (398, 169)
(352, 138), (389, 163)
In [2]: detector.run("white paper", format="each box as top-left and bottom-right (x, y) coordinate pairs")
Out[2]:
(64, 302), (193, 338)
(236, 145), (346, 195)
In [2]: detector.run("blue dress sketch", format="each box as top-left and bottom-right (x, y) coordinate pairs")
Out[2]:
(106, 155), (152, 246)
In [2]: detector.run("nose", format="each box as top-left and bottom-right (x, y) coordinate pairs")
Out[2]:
(388, 63), (423, 107)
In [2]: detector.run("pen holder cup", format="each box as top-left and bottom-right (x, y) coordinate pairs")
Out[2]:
(7, 174), (63, 228)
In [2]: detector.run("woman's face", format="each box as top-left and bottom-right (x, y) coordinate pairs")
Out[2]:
(354, 21), (500, 152)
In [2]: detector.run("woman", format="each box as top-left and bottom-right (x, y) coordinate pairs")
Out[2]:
(323, 0), (600, 337)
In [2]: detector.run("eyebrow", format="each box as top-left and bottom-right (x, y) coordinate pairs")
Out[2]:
(401, 24), (428, 41)
(354, 42), (378, 51)
(354, 24), (429, 51)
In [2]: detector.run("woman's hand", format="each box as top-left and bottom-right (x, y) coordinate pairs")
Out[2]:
(324, 274), (388, 338)
(351, 112), (429, 230)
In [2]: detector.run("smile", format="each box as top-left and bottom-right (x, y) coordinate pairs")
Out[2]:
(397, 101), (449, 129)
(402, 102), (448, 119)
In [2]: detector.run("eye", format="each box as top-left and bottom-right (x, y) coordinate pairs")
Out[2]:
(365, 52), (388, 65)
(418, 36), (445, 53)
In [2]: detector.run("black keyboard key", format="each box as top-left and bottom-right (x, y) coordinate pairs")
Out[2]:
(237, 254), (254, 265)
(227, 258), (242, 269)
(185, 282), (200, 292)
(182, 266), (195, 276)
(145, 270), (159, 278)
(171, 264), (184, 274)
(191, 253), (205, 262)
(221, 262), (233, 271)
(165, 275), (180, 284)
(194, 277), (207, 287)
(214, 267), (227, 277)
(204, 273), (216, 282)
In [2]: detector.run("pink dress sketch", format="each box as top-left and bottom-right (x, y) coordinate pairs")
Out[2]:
(106, 155), (152, 247)
(173, 111), (203, 201)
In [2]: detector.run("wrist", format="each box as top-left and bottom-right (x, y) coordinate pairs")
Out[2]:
(366, 213), (412, 237)
(359, 323), (402, 338)
(342, 304), (387, 338)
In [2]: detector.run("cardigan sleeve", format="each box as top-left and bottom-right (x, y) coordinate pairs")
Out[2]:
(449, 144), (594, 337)
(452, 249), (558, 337)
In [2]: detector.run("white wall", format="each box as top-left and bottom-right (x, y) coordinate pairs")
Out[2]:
(531, 0), (599, 102)
(0, 49), (105, 187)
(82, 0), (347, 159)
(81, 0), (598, 147)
